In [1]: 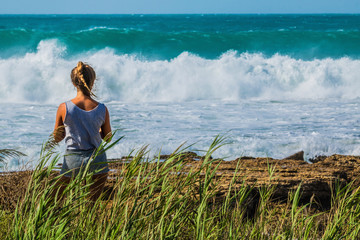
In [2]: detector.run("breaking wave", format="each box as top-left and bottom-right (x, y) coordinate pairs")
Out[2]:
(1, 40), (360, 104)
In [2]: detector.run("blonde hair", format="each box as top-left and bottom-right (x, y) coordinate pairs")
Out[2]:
(71, 61), (96, 97)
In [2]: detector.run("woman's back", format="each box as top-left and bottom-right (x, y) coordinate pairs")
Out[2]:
(64, 99), (106, 150)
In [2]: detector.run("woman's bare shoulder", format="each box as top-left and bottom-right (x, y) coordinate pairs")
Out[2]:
(57, 102), (66, 117)
(58, 102), (66, 110)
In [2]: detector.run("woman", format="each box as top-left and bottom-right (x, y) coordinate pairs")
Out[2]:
(53, 61), (112, 201)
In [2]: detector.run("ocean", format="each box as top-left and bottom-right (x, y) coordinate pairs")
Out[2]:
(1, 14), (360, 169)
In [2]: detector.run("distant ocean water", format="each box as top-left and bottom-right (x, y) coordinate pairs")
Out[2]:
(1, 14), (360, 169)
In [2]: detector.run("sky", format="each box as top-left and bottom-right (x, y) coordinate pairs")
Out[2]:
(2, 0), (360, 14)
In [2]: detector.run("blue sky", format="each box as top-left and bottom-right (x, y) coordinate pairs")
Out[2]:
(2, 0), (360, 14)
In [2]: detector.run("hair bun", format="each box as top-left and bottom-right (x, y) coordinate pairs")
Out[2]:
(77, 61), (84, 72)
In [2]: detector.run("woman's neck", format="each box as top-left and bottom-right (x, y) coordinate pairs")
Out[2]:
(75, 90), (92, 100)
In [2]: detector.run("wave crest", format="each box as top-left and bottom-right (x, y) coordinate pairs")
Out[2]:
(1, 40), (359, 103)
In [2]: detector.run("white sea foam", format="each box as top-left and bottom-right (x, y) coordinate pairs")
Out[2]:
(1, 40), (360, 104)
(78, 26), (122, 33)
(2, 40), (360, 169)
(3, 98), (360, 170)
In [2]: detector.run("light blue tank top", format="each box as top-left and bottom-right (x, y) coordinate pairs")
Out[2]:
(64, 100), (106, 150)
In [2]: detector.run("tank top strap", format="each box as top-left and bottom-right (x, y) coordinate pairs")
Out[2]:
(65, 100), (75, 114)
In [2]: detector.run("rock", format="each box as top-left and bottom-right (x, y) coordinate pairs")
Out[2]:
(283, 151), (304, 161)
(308, 155), (327, 164)
(3, 153), (360, 212)
(106, 153), (360, 209)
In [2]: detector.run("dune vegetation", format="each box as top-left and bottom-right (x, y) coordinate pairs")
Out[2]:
(1, 135), (360, 239)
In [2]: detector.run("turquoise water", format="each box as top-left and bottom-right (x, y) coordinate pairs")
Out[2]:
(1, 14), (359, 60)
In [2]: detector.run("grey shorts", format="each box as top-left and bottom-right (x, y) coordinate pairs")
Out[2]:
(60, 149), (109, 177)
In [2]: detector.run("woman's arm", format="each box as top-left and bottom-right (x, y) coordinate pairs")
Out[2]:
(53, 103), (66, 143)
(100, 106), (112, 142)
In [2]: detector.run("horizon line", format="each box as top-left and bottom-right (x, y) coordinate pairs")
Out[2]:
(1, 13), (360, 15)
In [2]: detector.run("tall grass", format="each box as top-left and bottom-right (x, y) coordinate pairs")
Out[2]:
(2, 135), (360, 239)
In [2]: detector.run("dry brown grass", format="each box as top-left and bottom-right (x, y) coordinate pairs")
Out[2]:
(0, 171), (32, 211)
